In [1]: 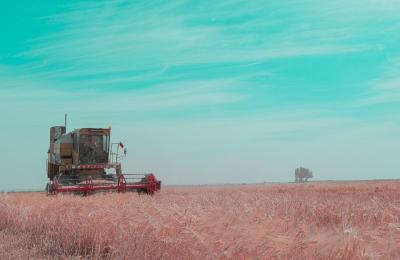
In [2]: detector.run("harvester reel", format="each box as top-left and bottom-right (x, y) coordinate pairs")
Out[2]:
(46, 173), (161, 196)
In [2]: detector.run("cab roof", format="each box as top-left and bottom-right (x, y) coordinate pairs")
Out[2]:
(71, 128), (111, 136)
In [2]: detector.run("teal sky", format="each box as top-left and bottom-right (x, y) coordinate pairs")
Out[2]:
(1, 1), (399, 190)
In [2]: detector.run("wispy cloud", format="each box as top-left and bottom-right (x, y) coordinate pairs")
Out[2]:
(3, 0), (398, 124)
(356, 57), (400, 106)
(18, 1), (371, 84)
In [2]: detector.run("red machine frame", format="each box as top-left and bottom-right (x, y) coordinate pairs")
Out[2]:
(48, 173), (161, 195)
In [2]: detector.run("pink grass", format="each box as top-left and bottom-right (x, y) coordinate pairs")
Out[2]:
(1, 181), (399, 259)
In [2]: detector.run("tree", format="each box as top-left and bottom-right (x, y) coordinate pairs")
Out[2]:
(295, 167), (313, 183)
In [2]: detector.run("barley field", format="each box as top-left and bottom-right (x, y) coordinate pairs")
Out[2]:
(1, 181), (399, 259)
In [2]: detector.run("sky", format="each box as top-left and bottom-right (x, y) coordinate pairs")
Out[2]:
(1, 0), (399, 191)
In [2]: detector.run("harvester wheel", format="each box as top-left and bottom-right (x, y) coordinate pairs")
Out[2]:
(45, 182), (56, 195)
(45, 183), (50, 195)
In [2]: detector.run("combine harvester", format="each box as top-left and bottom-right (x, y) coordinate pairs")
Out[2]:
(46, 115), (161, 195)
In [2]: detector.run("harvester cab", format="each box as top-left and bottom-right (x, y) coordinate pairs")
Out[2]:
(46, 116), (161, 195)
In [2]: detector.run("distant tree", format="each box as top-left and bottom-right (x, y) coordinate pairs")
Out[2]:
(295, 167), (313, 183)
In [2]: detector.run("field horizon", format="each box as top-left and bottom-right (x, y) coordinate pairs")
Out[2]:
(3, 178), (400, 193)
